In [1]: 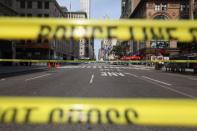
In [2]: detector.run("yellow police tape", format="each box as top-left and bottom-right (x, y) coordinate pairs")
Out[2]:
(1, 59), (197, 63)
(0, 17), (196, 42)
(0, 59), (96, 63)
(0, 97), (197, 127)
(104, 60), (197, 63)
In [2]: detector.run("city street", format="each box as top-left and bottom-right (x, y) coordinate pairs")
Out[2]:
(0, 63), (197, 130)
(0, 0), (197, 130)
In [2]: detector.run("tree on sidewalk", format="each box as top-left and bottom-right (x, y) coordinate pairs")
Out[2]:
(111, 45), (126, 57)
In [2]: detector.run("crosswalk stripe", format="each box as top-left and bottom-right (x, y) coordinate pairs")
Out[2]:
(81, 66), (86, 68)
(58, 65), (152, 70)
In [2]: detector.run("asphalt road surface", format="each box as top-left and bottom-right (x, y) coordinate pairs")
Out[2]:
(0, 63), (197, 131)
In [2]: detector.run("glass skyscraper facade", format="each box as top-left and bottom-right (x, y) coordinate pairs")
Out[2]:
(80, 0), (91, 18)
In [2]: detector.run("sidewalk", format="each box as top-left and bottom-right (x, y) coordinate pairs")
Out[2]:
(0, 65), (48, 77)
(129, 64), (196, 73)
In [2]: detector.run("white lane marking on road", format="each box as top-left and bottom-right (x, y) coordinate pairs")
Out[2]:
(188, 78), (197, 81)
(0, 78), (5, 81)
(128, 67), (150, 71)
(26, 74), (51, 81)
(89, 74), (94, 84)
(101, 72), (108, 76)
(103, 69), (110, 71)
(81, 66), (86, 68)
(98, 66), (102, 69)
(100, 69), (104, 71)
(107, 72), (118, 76)
(116, 72), (125, 77)
(57, 66), (67, 69)
(87, 66), (91, 68)
(125, 73), (138, 78)
(141, 78), (196, 98)
(93, 66), (96, 69)
(142, 76), (172, 86)
(100, 72), (125, 77)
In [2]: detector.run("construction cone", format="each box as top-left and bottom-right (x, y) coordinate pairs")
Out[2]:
(56, 63), (60, 68)
(55, 63), (60, 68)
(48, 63), (51, 69)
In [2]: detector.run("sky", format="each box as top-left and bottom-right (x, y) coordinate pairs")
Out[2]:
(57, 0), (121, 59)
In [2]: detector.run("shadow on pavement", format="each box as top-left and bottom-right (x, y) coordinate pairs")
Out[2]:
(0, 68), (49, 79)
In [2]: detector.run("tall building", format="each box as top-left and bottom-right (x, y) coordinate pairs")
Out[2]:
(120, 0), (192, 60)
(64, 11), (89, 60)
(194, 0), (197, 18)
(80, 0), (91, 18)
(191, 0), (197, 53)
(9, 0), (67, 61)
(99, 39), (113, 61)
(121, 0), (140, 18)
(0, 1), (17, 16)
(80, 0), (95, 60)
(0, 1), (17, 66)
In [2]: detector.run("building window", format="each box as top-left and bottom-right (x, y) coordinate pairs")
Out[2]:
(27, 1), (32, 9)
(180, 4), (187, 12)
(161, 3), (167, 11)
(37, 14), (42, 17)
(37, 39), (42, 44)
(44, 1), (49, 9)
(27, 40), (32, 44)
(151, 41), (169, 49)
(37, 1), (42, 9)
(20, 0), (25, 9)
(44, 14), (49, 17)
(194, 11), (197, 19)
(155, 4), (160, 11)
(180, 0), (189, 12)
(27, 14), (32, 17)
(21, 13), (25, 17)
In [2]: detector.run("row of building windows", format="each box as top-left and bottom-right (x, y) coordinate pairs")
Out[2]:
(21, 13), (49, 17)
(19, 0), (49, 9)
(154, 2), (189, 12)
(155, 3), (167, 11)
(66, 14), (86, 19)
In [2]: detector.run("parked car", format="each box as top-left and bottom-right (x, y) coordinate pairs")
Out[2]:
(120, 55), (141, 61)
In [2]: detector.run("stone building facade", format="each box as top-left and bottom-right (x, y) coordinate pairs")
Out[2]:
(63, 11), (90, 60)
(0, 0), (68, 62)
(0, 1), (17, 16)
(121, 0), (140, 18)
(10, 0), (67, 60)
(121, 0), (192, 59)
(194, 0), (197, 18)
